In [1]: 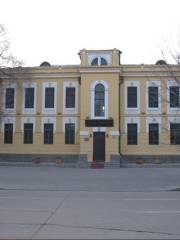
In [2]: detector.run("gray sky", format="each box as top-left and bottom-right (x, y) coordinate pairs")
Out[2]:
(1, 0), (180, 66)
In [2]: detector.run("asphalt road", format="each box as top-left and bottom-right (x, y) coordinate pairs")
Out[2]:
(0, 166), (180, 239)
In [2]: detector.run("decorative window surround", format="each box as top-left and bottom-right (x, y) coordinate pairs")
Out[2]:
(125, 117), (140, 133)
(62, 117), (77, 133)
(125, 81), (140, 114)
(80, 131), (89, 136)
(42, 82), (57, 114)
(63, 81), (78, 114)
(87, 53), (111, 66)
(2, 83), (16, 114)
(110, 131), (120, 136)
(92, 127), (106, 132)
(146, 116), (161, 133)
(146, 80), (161, 113)
(41, 117), (56, 133)
(22, 82), (37, 114)
(21, 117), (35, 133)
(168, 117), (180, 130)
(90, 80), (109, 119)
(1, 117), (16, 132)
(167, 80), (180, 114)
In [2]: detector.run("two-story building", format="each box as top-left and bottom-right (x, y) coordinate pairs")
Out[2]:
(0, 49), (180, 167)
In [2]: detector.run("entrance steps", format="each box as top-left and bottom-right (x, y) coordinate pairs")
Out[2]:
(91, 161), (105, 169)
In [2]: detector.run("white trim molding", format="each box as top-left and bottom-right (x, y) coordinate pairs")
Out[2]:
(146, 80), (161, 113)
(62, 117), (77, 133)
(146, 116), (161, 133)
(22, 82), (37, 114)
(2, 82), (16, 114)
(92, 127), (106, 132)
(1, 117), (16, 133)
(21, 117), (36, 133)
(110, 131), (120, 136)
(168, 116), (180, 130)
(125, 81), (140, 114)
(41, 117), (56, 133)
(125, 117), (140, 133)
(167, 80), (180, 114)
(80, 131), (89, 136)
(63, 81), (78, 114)
(42, 82), (57, 114)
(90, 80), (109, 119)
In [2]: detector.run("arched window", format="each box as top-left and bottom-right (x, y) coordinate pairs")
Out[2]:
(91, 57), (108, 66)
(101, 58), (107, 65)
(91, 58), (98, 66)
(95, 84), (105, 117)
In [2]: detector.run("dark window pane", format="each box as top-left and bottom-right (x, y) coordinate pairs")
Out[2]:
(4, 123), (13, 144)
(170, 86), (180, 108)
(91, 58), (98, 65)
(66, 87), (75, 108)
(25, 88), (34, 108)
(5, 88), (14, 109)
(24, 123), (33, 144)
(148, 87), (158, 108)
(149, 123), (159, 145)
(44, 123), (53, 144)
(95, 84), (105, 117)
(127, 87), (137, 108)
(170, 123), (180, 145)
(127, 123), (137, 145)
(101, 58), (107, 65)
(65, 123), (75, 144)
(45, 88), (54, 108)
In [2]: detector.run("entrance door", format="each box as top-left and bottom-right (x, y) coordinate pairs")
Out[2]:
(93, 132), (105, 161)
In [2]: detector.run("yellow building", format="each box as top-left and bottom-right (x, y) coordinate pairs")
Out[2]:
(0, 49), (180, 167)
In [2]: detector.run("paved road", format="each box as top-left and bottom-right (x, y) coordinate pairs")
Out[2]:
(0, 166), (180, 239)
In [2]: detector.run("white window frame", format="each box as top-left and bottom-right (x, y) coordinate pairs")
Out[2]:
(1, 117), (16, 133)
(87, 53), (111, 66)
(125, 117), (140, 133)
(21, 117), (35, 133)
(125, 81), (140, 114)
(22, 82), (37, 114)
(2, 83), (16, 114)
(146, 116), (161, 133)
(90, 80), (108, 119)
(146, 81), (161, 113)
(41, 117), (56, 133)
(63, 81), (78, 114)
(42, 82), (57, 114)
(167, 80), (180, 114)
(62, 117), (77, 133)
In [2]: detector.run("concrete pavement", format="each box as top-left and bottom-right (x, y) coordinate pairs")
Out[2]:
(0, 166), (180, 239)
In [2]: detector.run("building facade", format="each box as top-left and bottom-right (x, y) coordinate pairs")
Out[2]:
(0, 49), (180, 167)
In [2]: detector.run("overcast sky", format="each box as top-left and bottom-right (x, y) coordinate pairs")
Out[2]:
(1, 0), (180, 66)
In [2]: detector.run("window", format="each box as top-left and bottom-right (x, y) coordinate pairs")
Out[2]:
(45, 88), (54, 108)
(5, 88), (14, 109)
(4, 123), (13, 144)
(66, 87), (75, 108)
(127, 123), (137, 145)
(149, 123), (159, 145)
(170, 86), (180, 108)
(101, 58), (107, 65)
(44, 123), (53, 144)
(148, 86), (158, 108)
(170, 123), (180, 145)
(65, 123), (75, 144)
(91, 58), (98, 65)
(91, 57), (108, 66)
(127, 87), (137, 108)
(24, 123), (33, 144)
(94, 84), (105, 117)
(25, 88), (34, 108)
